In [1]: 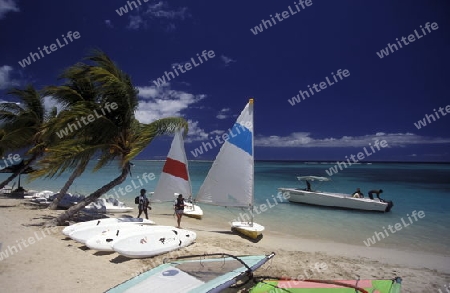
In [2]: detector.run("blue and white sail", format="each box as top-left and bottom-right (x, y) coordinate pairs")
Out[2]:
(196, 99), (254, 208)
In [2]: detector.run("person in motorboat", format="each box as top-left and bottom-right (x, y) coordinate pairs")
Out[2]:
(368, 189), (383, 200)
(305, 180), (311, 191)
(352, 188), (363, 198)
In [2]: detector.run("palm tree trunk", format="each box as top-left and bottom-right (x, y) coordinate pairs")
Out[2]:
(52, 164), (130, 225)
(48, 163), (87, 210)
(0, 154), (38, 190)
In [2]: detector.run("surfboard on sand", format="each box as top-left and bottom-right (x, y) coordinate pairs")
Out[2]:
(112, 228), (196, 259)
(69, 221), (157, 244)
(62, 217), (155, 237)
(106, 252), (275, 293)
(85, 225), (178, 251)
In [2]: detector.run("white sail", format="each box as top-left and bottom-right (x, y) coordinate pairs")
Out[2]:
(196, 100), (254, 208)
(152, 130), (192, 202)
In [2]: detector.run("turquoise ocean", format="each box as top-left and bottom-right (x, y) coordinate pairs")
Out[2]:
(3, 161), (450, 256)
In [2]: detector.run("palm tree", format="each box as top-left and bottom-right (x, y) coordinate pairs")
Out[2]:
(0, 85), (51, 189)
(30, 65), (103, 210)
(47, 51), (188, 225)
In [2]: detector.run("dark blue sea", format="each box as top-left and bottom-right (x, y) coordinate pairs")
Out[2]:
(5, 160), (450, 255)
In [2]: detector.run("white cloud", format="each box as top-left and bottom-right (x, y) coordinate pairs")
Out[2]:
(210, 130), (224, 135)
(0, 65), (20, 90)
(255, 132), (450, 148)
(220, 55), (236, 67)
(43, 96), (64, 115)
(185, 120), (209, 142)
(216, 108), (230, 119)
(105, 20), (113, 28)
(0, 0), (19, 19)
(126, 1), (190, 30)
(136, 83), (207, 141)
(145, 2), (189, 20)
(127, 15), (145, 29)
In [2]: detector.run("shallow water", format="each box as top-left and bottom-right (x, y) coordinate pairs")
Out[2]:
(5, 160), (449, 255)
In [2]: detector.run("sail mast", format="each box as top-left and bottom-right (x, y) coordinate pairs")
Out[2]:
(249, 98), (254, 226)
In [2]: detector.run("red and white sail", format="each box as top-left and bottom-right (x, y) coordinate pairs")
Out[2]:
(152, 130), (192, 202)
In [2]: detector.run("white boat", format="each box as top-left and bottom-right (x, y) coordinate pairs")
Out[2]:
(279, 176), (394, 212)
(152, 129), (203, 219)
(83, 198), (134, 213)
(85, 225), (176, 251)
(106, 252), (275, 293)
(196, 99), (265, 239)
(24, 190), (54, 200)
(33, 192), (85, 208)
(112, 228), (196, 258)
(182, 199), (203, 219)
(69, 221), (157, 244)
(62, 217), (154, 236)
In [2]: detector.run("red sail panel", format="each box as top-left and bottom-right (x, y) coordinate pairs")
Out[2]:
(162, 157), (189, 181)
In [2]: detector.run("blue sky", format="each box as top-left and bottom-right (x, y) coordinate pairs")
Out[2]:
(0, 0), (449, 162)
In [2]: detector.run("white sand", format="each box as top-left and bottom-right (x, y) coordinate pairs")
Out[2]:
(0, 197), (449, 293)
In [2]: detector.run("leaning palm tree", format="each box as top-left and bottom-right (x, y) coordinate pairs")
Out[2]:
(30, 65), (103, 210)
(48, 50), (188, 225)
(0, 85), (51, 189)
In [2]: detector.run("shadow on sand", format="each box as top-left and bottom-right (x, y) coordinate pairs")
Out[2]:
(110, 255), (132, 264)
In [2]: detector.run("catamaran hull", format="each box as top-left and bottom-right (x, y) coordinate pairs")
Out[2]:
(279, 188), (393, 212)
(231, 222), (265, 239)
(183, 201), (203, 219)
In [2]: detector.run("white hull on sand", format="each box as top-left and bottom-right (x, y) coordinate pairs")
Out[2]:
(113, 228), (196, 258)
(83, 198), (134, 214)
(279, 188), (393, 212)
(62, 218), (154, 236)
(183, 201), (203, 219)
(231, 222), (264, 239)
(69, 222), (156, 244)
(85, 225), (176, 251)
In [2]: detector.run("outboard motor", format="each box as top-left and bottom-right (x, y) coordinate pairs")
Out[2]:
(384, 200), (394, 212)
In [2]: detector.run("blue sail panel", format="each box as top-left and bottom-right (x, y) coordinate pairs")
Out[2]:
(227, 123), (252, 156)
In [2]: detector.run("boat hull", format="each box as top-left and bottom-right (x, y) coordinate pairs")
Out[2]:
(85, 225), (177, 251)
(250, 277), (402, 292)
(279, 188), (393, 212)
(231, 222), (264, 239)
(106, 253), (275, 293)
(183, 201), (203, 219)
(69, 222), (156, 244)
(112, 228), (196, 258)
(62, 218), (154, 236)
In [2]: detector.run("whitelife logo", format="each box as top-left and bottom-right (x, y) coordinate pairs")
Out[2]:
(152, 50), (215, 87)
(250, 0), (313, 35)
(376, 22), (439, 59)
(18, 31), (81, 68)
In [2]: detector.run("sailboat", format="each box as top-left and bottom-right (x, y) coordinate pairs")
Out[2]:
(196, 99), (264, 239)
(152, 129), (203, 219)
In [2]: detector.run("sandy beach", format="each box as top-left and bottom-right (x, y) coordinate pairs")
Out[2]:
(0, 196), (449, 293)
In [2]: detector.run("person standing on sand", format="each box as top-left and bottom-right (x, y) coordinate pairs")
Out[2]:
(174, 193), (186, 228)
(137, 189), (149, 219)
